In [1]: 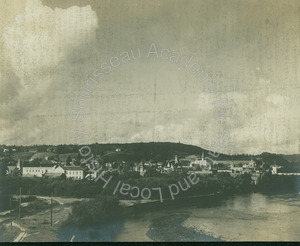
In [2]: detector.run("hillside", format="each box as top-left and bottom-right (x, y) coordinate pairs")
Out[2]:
(2, 142), (299, 165)
(282, 154), (300, 164)
(89, 142), (231, 162)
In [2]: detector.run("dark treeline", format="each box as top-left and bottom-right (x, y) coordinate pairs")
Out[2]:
(1, 172), (299, 202)
(2, 172), (299, 202)
(0, 172), (253, 212)
(256, 172), (300, 193)
(0, 172), (253, 198)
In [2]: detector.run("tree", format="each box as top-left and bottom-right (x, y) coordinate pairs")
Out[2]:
(234, 173), (253, 192)
(256, 172), (276, 192)
(60, 173), (67, 180)
(66, 156), (72, 166)
(144, 167), (161, 177)
(120, 171), (140, 180)
(63, 195), (122, 227)
(12, 168), (21, 177)
(217, 172), (234, 194)
(0, 163), (8, 176)
(31, 158), (42, 165)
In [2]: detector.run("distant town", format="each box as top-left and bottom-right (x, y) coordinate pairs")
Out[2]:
(1, 143), (300, 186)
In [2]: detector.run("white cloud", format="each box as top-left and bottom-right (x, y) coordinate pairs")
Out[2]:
(0, 0), (98, 143)
(2, 0), (97, 83)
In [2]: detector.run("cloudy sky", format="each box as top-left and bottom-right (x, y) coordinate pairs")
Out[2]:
(0, 0), (299, 154)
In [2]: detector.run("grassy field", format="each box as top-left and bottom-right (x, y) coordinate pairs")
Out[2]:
(11, 153), (34, 161)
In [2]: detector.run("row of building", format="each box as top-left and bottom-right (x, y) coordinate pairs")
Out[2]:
(6, 150), (263, 181)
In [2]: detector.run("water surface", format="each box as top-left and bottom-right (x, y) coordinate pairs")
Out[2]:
(59, 193), (300, 241)
(115, 193), (300, 241)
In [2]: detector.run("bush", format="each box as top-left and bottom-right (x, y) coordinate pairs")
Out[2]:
(63, 195), (122, 227)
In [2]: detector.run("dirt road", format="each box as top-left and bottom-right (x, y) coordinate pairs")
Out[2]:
(12, 222), (27, 242)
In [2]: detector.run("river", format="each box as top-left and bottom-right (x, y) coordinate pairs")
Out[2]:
(59, 192), (300, 241)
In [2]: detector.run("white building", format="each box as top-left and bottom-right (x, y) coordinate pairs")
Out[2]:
(189, 150), (210, 170)
(217, 168), (232, 173)
(23, 164), (64, 177)
(271, 165), (279, 174)
(64, 166), (84, 180)
(230, 161), (244, 174)
(105, 163), (113, 169)
(242, 158), (256, 169)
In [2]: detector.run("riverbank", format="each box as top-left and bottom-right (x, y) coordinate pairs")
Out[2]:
(147, 213), (222, 241)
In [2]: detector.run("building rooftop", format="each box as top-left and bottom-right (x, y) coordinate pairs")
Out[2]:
(217, 167), (231, 170)
(63, 166), (84, 170)
(23, 163), (55, 167)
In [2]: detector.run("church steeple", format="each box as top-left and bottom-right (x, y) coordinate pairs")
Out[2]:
(17, 159), (21, 169)
(202, 150), (204, 161)
(175, 155), (178, 164)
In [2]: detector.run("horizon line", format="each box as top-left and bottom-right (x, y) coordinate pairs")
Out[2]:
(0, 141), (299, 156)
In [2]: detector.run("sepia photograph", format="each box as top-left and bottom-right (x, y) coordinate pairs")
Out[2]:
(0, 0), (300, 243)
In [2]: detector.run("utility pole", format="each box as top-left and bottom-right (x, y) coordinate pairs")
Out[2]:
(18, 187), (21, 219)
(9, 195), (12, 230)
(50, 192), (53, 226)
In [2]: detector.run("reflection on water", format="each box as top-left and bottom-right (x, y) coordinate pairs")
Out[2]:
(183, 193), (300, 241)
(59, 193), (300, 241)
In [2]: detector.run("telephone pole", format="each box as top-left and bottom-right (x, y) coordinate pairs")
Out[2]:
(18, 187), (21, 219)
(50, 192), (53, 226)
(9, 195), (12, 230)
